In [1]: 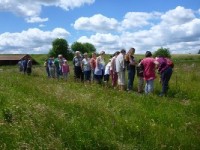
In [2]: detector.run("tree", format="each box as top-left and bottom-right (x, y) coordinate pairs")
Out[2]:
(83, 43), (96, 53)
(48, 38), (73, 60)
(71, 42), (85, 54)
(153, 47), (171, 58)
(198, 49), (200, 54)
(71, 42), (96, 54)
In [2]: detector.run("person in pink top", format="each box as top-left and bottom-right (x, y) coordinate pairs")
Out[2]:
(62, 60), (70, 81)
(139, 51), (156, 94)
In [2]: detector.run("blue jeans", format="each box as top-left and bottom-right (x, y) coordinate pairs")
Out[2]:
(46, 67), (50, 77)
(84, 70), (91, 81)
(161, 67), (172, 95)
(145, 79), (154, 94)
(127, 68), (135, 90)
(56, 66), (60, 78)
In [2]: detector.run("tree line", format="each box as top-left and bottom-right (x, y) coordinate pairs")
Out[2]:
(48, 38), (174, 60)
(48, 38), (96, 60)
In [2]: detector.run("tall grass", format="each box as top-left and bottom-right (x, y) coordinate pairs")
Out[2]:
(0, 56), (200, 149)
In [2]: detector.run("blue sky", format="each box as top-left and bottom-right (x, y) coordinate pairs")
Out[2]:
(0, 0), (200, 54)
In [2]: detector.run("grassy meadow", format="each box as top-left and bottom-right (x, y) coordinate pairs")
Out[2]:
(0, 54), (200, 149)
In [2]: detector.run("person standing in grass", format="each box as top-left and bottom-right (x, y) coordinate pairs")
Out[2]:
(139, 51), (156, 94)
(125, 48), (137, 91)
(18, 59), (23, 72)
(48, 56), (55, 78)
(26, 58), (32, 75)
(110, 51), (120, 89)
(136, 59), (144, 93)
(116, 49), (126, 91)
(90, 52), (97, 82)
(155, 56), (173, 96)
(104, 59), (111, 85)
(54, 55), (60, 79)
(94, 51), (105, 84)
(73, 51), (83, 82)
(62, 60), (70, 81)
(22, 57), (28, 74)
(81, 53), (91, 83)
(44, 59), (50, 77)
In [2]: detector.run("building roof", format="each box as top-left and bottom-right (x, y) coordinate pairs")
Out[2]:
(0, 54), (31, 60)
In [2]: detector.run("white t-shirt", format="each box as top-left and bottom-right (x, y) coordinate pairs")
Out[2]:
(82, 58), (91, 71)
(104, 62), (111, 75)
(116, 53), (125, 73)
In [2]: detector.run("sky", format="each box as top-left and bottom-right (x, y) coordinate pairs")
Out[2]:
(0, 0), (200, 54)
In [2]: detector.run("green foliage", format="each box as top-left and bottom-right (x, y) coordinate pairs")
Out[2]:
(71, 42), (96, 54)
(153, 47), (171, 58)
(48, 38), (73, 60)
(2, 108), (12, 123)
(83, 43), (96, 53)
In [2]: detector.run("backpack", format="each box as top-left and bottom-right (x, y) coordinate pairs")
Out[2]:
(48, 59), (53, 67)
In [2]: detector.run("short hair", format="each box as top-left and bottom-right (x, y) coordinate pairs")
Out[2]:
(100, 51), (105, 55)
(145, 51), (152, 57)
(121, 49), (126, 54)
(115, 51), (120, 56)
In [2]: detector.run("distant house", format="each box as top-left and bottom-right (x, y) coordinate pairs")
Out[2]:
(0, 54), (38, 66)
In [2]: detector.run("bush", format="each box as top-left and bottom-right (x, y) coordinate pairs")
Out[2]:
(153, 47), (171, 58)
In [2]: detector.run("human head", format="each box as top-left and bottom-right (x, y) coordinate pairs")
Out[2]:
(92, 52), (96, 58)
(64, 60), (67, 64)
(100, 51), (105, 55)
(58, 54), (63, 59)
(145, 51), (152, 57)
(83, 52), (88, 58)
(114, 51), (120, 56)
(121, 49), (126, 55)
(75, 51), (80, 57)
(128, 48), (135, 55)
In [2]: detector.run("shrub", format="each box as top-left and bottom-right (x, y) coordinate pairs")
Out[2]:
(153, 47), (171, 58)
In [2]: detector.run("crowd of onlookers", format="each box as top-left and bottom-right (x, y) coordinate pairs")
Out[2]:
(41, 47), (173, 96)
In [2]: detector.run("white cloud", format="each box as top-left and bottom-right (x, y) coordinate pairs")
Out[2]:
(161, 6), (195, 25)
(0, 0), (95, 22)
(26, 17), (49, 23)
(57, 0), (95, 10)
(0, 28), (70, 54)
(74, 14), (119, 32)
(78, 33), (123, 53)
(121, 12), (161, 29)
(76, 6), (200, 54)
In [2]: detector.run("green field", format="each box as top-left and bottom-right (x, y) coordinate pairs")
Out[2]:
(0, 54), (200, 149)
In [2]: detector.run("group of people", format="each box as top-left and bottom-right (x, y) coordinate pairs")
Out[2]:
(18, 57), (32, 75)
(44, 54), (70, 80)
(43, 47), (173, 96)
